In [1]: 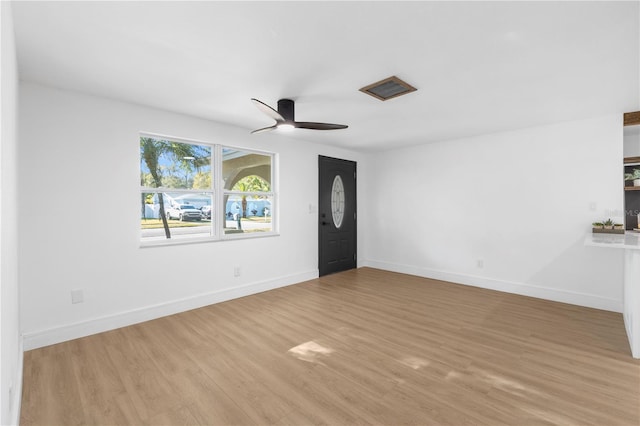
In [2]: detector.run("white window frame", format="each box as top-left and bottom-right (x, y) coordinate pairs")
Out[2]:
(218, 144), (277, 241)
(140, 133), (277, 247)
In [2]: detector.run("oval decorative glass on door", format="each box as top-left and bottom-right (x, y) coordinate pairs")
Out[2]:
(331, 175), (345, 228)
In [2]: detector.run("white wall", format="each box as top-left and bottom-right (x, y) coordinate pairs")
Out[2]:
(18, 82), (368, 349)
(0, 1), (22, 424)
(623, 125), (640, 157)
(364, 115), (625, 311)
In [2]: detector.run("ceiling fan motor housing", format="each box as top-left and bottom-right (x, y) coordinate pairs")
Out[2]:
(277, 99), (295, 122)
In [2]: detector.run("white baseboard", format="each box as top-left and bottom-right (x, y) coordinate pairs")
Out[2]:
(363, 260), (622, 313)
(23, 262), (622, 351)
(22, 270), (318, 351)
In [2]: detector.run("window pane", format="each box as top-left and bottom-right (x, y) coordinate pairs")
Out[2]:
(224, 194), (272, 235)
(222, 148), (271, 191)
(141, 137), (212, 190)
(141, 192), (213, 242)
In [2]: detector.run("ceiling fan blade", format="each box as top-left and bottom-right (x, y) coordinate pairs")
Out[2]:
(251, 125), (278, 134)
(251, 98), (285, 123)
(295, 122), (349, 130)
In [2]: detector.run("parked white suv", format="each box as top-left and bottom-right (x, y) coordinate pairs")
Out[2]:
(166, 204), (203, 221)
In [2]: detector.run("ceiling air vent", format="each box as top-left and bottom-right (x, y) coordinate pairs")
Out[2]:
(359, 75), (417, 101)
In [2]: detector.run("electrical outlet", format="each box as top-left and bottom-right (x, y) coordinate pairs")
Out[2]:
(477, 259), (484, 269)
(234, 266), (241, 277)
(589, 202), (597, 211)
(71, 289), (84, 304)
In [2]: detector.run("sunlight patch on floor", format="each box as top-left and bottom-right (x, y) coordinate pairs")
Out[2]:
(445, 370), (462, 381)
(523, 408), (575, 425)
(288, 341), (334, 363)
(398, 356), (430, 370)
(469, 367), (542, 397)
(484, 373), (528, 392)
(444, 366), (542, 398)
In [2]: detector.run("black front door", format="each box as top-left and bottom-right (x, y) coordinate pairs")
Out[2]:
(318, 156), (357, 276)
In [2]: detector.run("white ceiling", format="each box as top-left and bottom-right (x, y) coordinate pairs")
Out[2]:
(10, 1), (640, 151)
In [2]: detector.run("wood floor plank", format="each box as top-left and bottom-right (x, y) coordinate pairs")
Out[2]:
(20, 267), (640, 425)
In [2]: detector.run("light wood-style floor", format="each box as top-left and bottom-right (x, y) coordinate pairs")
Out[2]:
(21, 268), (640, 425)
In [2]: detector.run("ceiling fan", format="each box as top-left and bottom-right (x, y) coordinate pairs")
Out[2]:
(251, 98), (348, 134)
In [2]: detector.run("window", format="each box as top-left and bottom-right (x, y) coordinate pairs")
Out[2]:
(140, 134), (276, 245)
(222, 148), (273, 235)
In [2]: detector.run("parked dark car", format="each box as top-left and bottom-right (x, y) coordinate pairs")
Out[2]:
(200, 205), (212, 219)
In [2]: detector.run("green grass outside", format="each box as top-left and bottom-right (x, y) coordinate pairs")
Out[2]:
(140, 218), (209, 229)
(239, 216), (272, 223)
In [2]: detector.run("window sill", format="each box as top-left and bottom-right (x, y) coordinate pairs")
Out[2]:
(139, 231), (280, 248)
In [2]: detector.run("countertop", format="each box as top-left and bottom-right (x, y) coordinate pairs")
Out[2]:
(584, 231), (640, 250)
